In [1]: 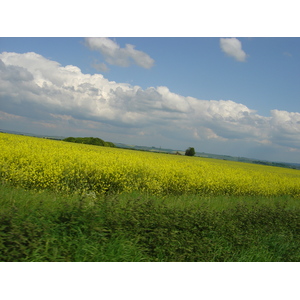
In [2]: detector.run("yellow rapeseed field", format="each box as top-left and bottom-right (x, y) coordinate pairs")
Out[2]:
(1, 133), (300, 197)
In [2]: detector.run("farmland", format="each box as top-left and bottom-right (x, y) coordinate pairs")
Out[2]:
(1, 132), (300, 261)
(1, 133), (300, 197)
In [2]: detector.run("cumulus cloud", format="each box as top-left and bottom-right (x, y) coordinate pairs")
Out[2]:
(220, 38), (247, 62)
(1, 51), (300, 160)
(269, 110), (300, 148)
(84, 37), (155, 69)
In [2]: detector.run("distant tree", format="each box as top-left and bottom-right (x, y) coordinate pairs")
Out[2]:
(87, 137), (105, 146)
(74, 137), (84, 144)
(63, 137), (76, 143)
(185, 147), (195, 156)
(63, 136), (114, 147)
(104, 141), (116, 147)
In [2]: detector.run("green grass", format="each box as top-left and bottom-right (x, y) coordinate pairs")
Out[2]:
(1, 183), (300, 262)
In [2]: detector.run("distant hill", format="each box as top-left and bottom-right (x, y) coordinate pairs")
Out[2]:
(115, 143), (178, 153)
(0, 129), (65, 140)
(115, 143), (300, 170)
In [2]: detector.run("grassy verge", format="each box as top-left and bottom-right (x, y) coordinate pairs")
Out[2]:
(1, 184), (300, 262)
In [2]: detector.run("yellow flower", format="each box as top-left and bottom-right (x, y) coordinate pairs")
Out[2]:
(1, 132), (300, 198)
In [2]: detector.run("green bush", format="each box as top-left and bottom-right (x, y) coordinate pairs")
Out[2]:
(63, 137), (115, 147)
(185, 147), (195, 156)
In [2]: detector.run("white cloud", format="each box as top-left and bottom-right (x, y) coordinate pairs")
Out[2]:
(269, 109), (300, 148)
(220, 38), (247, 62)
(84, 37), (155, 69)
(1, 51), (300, 161)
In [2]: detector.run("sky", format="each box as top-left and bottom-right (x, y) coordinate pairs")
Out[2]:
(1, 36), (300, 163)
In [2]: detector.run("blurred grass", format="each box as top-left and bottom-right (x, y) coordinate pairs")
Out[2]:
(1, 184), (300, 262)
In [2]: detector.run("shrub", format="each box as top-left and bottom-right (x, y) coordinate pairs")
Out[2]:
(185, 147), (195, 156)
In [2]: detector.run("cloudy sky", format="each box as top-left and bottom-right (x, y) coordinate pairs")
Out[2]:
(0, 36), (300, 163)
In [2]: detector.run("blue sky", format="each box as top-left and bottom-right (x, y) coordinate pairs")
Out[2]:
(1, 37), (300, 163)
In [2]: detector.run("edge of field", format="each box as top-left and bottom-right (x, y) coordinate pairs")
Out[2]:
(1, 183), (300, 262)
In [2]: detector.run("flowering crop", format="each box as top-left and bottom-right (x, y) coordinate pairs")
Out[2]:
(1, 133), (300, 197)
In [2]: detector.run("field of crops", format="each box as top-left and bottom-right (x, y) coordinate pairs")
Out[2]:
(1, 132), (300, 262)
(1, 132), (300, 198)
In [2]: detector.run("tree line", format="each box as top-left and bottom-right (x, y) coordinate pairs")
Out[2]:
(63, 137), (115, 147)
